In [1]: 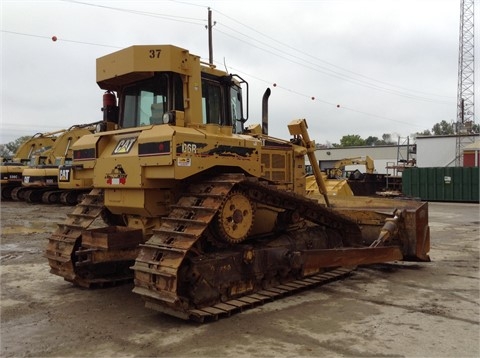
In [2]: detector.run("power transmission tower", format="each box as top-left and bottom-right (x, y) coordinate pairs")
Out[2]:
(455, 0), (476, 166)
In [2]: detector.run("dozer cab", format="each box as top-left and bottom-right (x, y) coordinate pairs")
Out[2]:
(1, 131), (59, 200)
(46, 44), (430, 322)
(16, 124), (97, 204)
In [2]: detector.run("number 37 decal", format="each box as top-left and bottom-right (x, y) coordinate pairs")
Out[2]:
(149, 49), (161, 58)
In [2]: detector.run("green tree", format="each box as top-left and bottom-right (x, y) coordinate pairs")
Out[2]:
(365, 136), (379, 146)
(0, 144), (10, 158)
(417, 129), (432, 136)
(381, 133), (395, 144)
(339, 134), (366, 147)
(418, 120), (455, 136)
(432, 120), (454, 135)
(1, 136), (31, 158)
(363, 134), (395, 146)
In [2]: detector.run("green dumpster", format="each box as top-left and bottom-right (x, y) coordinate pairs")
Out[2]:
(402, 167), (479, 202)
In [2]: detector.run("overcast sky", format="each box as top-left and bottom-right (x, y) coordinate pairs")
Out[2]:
(1, 0), (477, 145)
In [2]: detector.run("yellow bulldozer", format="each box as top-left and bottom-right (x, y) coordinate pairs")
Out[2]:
(46, 44), (430, 322)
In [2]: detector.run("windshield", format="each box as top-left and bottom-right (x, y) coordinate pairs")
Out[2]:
(121, 73), (183, 128)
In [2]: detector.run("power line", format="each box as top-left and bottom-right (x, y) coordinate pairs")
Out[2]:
(212, 8), (456, 101)
(221, 62), (429, 129)
(62, 0), (206, 26)
(60, 0), (454, 104)
(1, 30), (122, 49)
(63, 0), (454, 102)
(214, 27), (453, 105)
(3, 2), (450, 134)
(1, 28), (437, 131)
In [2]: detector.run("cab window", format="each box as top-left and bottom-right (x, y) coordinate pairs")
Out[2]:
(121, 73), (183, 128)
(202, 80), (224, 125)
(230, 86), (244, 134)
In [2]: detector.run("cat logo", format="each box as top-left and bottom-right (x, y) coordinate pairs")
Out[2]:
(59, 168), (70, 182)
(113, 137), (137, 154)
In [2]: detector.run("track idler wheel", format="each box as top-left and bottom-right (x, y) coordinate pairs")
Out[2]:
(60, 191), (79, 206)
(42, 191), (60, 204)
(1, 186), (14, 200)
(215, 191), (255, 244)
(24, 190), (43, 203)
(11, 187), (27, 201)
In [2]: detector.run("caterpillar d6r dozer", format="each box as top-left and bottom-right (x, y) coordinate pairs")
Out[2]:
(46, 44), (430, 322)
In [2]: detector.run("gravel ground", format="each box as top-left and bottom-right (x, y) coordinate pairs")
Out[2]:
(1, 200), (479, 357)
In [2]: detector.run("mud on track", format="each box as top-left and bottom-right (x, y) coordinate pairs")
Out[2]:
(1, 200), (479, 357)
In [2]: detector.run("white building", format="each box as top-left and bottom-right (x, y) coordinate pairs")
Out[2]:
(312, 134), (480, 173)
(415, 134), (480, 167)
(313, 142), (414, 175)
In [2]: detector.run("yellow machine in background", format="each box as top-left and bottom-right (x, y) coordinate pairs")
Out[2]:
(305, 173), (354, 197)
(327, 156), (375, 178)
(1, 131), (59, 200)
(46, 44), (430, 322)
(18, 123), (97, 204)
(56, 161), (95, 205)
(305, 156), (375, 197)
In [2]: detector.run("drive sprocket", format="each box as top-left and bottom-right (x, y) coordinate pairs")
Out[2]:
(214, 190), (255, 244)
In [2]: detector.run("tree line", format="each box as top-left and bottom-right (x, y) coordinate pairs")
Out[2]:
(417, 120), (479, 136)
(327, 120), (479, 148)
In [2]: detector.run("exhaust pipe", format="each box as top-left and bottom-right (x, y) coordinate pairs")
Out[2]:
(262, 88), (271, 135)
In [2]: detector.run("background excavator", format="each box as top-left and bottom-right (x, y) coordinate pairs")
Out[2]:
(327, 156), (389, 196)
(1, 131), (59, 200)
(14, 123), (97, 204)
(306, 156), (387, 197)
(326, 156), (376, 179)
(46, 44), (430, 322)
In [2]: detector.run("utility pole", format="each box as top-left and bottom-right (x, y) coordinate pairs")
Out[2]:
(455, 0), (475, 166)
(206, 7), (216, 65)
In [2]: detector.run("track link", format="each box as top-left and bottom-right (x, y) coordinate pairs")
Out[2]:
(147, 267), (354, 322)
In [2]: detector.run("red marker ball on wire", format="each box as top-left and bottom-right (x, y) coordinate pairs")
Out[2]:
(52, 36), (57, 42)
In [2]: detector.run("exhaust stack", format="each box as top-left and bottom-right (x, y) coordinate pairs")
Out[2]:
(262, 88), (271, 135)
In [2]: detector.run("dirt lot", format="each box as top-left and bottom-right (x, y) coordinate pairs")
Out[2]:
(1, 200), (479, 357)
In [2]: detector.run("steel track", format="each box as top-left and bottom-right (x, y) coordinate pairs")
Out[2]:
(132, 173), (360, 320)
